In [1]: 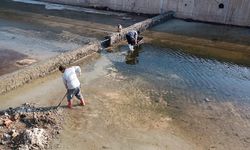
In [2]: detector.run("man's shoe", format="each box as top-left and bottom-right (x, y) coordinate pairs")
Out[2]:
(80, 99), (86, 106)
(67, 101), (72, 108)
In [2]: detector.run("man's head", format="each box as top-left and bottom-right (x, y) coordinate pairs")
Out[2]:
(137, 30), (140, 35)
(58, 65), (66, 73)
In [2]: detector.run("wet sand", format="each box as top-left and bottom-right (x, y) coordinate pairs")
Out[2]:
(0, 49), (28, 76)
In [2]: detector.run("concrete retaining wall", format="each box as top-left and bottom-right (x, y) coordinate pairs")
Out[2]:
(44, 0), (250, 27)
(0, 42), (100, 94)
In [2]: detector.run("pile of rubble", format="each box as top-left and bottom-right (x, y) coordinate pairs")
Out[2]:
(0, 103), (63, 150)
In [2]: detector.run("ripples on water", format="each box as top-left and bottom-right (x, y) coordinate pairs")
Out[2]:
(105, 44), (250, 103)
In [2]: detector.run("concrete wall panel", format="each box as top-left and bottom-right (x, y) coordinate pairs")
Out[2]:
(44, 0), (250, 26)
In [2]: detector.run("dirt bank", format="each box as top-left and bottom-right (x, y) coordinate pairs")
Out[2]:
(0, 103), (63, 150)
(0, 42), (100, 94)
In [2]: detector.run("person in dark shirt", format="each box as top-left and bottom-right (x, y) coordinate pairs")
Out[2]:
(125, 30), (143, 51)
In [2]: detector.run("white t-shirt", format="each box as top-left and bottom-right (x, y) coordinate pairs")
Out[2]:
(62, 66), (81, 89)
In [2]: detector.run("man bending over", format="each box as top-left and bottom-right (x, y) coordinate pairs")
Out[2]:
(125, 30), (143, 51)
(59, 65), (86, 108)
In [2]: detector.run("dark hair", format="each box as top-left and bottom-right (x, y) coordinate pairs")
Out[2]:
(137, 31), (141, 35)
(58, 65), (66, 72)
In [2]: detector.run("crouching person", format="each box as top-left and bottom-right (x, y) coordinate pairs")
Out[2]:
(125, 30), (143, 51)
(59, 65), (86, 108)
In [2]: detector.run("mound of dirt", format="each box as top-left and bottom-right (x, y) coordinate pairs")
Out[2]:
(0, 103), (63, 150)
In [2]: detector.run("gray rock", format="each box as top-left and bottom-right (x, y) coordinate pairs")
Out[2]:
(204, 98), (211, 102)
(2, 133), (11, 141)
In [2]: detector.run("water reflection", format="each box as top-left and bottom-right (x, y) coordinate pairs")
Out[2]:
(107, 43), (250, 103)
(125, 48), (140, 65)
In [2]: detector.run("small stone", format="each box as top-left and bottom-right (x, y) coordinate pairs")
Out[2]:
(12, 114), (20, 121)
(18, 144), (29, 150)
(23, 103), (30, 106)
(10, 130), (19, 138)
(20, 114), (26, 119)
(3, 118), (12, 127)
(204, 98), (211, 102)
(3, 133), (11, 141)
(102, 146), (109, 149)
(4, 112), (9, 116)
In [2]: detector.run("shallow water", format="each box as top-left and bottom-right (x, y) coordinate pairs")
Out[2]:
(152, 19), (250, 46)
(106, 43), (250, 104)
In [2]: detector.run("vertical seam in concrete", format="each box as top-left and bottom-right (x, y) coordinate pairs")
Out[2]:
(160, 0), (164, 14)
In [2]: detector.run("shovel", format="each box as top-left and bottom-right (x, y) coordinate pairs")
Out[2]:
(56, 92), (67, 109)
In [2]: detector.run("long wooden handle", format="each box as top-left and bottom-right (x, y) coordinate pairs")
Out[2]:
(56, 92), (67, 108)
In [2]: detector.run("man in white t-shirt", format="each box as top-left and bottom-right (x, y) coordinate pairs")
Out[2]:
(59, 65), (86, 108)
